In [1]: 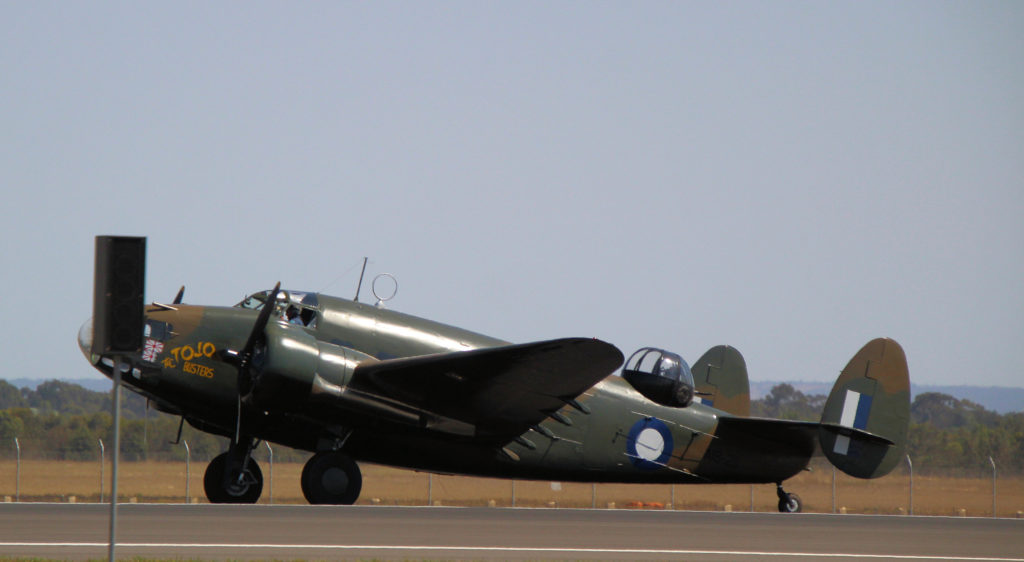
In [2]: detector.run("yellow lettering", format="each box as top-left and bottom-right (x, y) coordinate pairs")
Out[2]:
(167, 342), (217, 371)
(183, 361), (214, 379)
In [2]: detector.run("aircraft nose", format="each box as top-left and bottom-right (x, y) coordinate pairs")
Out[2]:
(78, 317), (98, 364)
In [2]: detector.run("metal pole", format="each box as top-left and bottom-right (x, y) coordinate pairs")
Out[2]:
(906, 454), (913, 516)
(832, 466), (836, 514)
(591, 483), (596, 509)
(354, 257), (368, 301)
(428, 473), (433, 505)
(183, 440), (190, 503)
(99, 439), (105, 503)
(265, 442), (274, 505)
(109, 356), (122, 562)
(749, 485), (753, 512)
(669, 484), (674, 510)
(14, 437), (20, 502)
(143, 403), (148, 461)
(511, 480), (516, 508)
(989, 456), (996, 518)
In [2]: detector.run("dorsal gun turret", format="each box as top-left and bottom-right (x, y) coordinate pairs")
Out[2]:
(622, 347), (695, 408)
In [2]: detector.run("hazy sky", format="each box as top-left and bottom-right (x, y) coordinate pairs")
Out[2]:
(2, 2), (1022, 390)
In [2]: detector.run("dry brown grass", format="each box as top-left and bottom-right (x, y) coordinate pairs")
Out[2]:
(1, 460), (1021, 518)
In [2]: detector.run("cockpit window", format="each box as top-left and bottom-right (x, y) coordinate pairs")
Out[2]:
(235, 289), (319, 329)
(236, 291), (270, 310)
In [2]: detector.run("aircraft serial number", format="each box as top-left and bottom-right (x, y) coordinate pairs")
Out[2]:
(182, 361), (215, 379)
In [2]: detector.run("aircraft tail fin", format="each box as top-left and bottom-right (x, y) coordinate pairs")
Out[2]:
(691, 345), (750, 417)
(818, 338), (910, 479)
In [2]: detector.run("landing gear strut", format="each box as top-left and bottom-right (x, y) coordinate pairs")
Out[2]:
(301, 450), (362, 505)
(776, 483), (802, 513)
(204, 440), (263, 504)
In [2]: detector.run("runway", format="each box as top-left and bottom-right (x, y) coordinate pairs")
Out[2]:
(1, 503), (1022, 561)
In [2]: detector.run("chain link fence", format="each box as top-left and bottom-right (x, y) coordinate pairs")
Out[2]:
(1, 437), (1021, 517)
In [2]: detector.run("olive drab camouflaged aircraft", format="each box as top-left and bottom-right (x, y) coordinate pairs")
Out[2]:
(80, 249), (910, 511)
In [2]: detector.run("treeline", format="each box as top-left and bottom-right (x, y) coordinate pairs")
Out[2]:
(1, 379), (1021, 473)
(753, 384), (1024, 475)
(0, 380), (309, 463)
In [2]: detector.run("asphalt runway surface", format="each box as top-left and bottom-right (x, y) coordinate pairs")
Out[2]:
(1, 503), (1022, 561)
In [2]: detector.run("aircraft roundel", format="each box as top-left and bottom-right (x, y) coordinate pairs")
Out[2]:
(627, 417), (673, 470)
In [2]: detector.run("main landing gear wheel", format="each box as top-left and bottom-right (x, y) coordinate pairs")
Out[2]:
(776, 483), (802, 513)
(204, 452), (263, 504)
(301, 451), (362, 505)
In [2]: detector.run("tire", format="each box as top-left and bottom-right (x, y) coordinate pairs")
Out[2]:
(301, 451), (362, 505)
(203, 452), (263, 504)
(778, 492), (802, 513)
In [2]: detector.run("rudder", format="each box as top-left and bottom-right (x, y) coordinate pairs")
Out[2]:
(818, 338), (910, 479)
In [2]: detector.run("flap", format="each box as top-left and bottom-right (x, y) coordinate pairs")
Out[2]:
(353, 338), (624, 439)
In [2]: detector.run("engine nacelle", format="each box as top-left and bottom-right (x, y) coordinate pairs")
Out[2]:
(248, 324), (425, 427)
(622, 347), (695, 408)
(248, 323), (375, 411)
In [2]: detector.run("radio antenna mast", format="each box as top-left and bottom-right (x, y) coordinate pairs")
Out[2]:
(353, 257), (368, 302)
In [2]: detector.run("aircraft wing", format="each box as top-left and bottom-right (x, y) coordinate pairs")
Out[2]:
(353, 337), (624, 440)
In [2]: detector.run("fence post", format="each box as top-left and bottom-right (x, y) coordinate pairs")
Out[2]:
(14, 437), (20, 502)
(99, 438), (105, 503)
(182, 440), (190, 503)
(749, 485), (754, 512)
(832, 466), (836, 514)
(265, 442), (274, 505)
(906, 454), (913, 516)
(428, 473), (433, 505)
(511, 480), (516, 508)
(989, 456), (996, 518)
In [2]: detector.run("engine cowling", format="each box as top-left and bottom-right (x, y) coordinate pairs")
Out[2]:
(248, 323), (374, 411)
(622, 347), (695, 408)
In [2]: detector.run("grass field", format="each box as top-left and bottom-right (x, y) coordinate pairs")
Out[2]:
(1, 460), (1021, 518)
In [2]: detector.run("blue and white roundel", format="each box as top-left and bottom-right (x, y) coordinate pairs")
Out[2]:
(627, 417), (674, 470)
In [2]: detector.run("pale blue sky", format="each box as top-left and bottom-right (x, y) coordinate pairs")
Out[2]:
(2, 2), (1022, 389)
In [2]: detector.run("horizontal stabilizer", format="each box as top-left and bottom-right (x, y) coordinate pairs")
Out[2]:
(819, 338), (910, 479)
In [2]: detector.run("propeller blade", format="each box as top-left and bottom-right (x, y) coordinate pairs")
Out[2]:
(234, 282), (281, 445)
(172, 286), (185, 305)
(238, 282), (281, 372)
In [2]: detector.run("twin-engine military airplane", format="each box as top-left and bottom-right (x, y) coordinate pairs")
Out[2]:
(78, 282), (910, 512)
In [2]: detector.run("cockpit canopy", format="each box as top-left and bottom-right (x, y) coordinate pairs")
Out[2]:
(622, 347), (695, 408)
(236, 289), (320, 328)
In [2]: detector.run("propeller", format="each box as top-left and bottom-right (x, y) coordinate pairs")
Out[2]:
(233, 282), (281, 445)
(172, 286), (185, 305)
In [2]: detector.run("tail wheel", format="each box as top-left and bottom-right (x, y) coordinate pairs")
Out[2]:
(301, 451), (362, 505)
(204, 452), (263, 504)
(778, 492), (802, 513)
